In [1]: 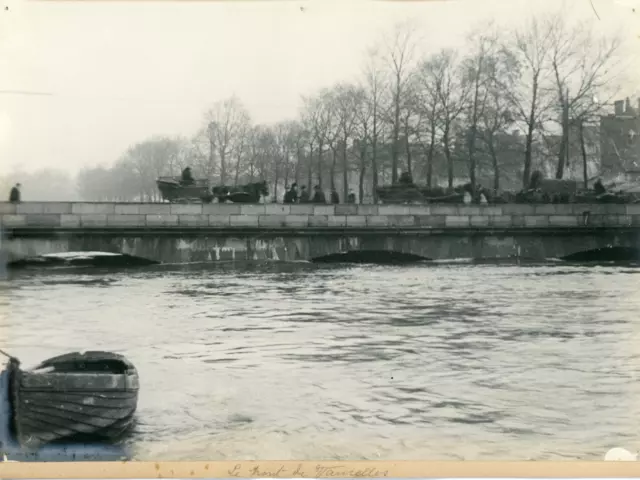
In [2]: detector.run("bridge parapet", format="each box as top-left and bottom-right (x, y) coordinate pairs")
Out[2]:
(1, 201), (640, 231)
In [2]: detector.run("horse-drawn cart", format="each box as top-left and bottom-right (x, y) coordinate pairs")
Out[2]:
(156, 176), (214, 203)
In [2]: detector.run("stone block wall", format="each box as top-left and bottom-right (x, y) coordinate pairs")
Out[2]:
(1, 202), (640, 230)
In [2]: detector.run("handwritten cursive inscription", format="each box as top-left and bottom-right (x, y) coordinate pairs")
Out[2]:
(227, 463), (389, 478)
(316, 465), (389, 477)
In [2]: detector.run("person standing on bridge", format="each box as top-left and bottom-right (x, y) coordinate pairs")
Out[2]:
(181, 167), (195, 186)
(283, 183), (298, 204)
(311, 185), (326, 204)
(330, 188), (340, 204)
(8, 183), (21, 204)
(299, 185), (310, 203)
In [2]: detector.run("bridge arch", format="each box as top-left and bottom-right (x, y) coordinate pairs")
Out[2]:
(3, 236), (160, 269)
(311, 250), (431, 264)
(561, 246), (640, 263)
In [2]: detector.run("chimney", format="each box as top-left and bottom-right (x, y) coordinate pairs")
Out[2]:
(637, 98), (640, 115)
(614, 100), (624, 116)
(625, 97), (632, 114)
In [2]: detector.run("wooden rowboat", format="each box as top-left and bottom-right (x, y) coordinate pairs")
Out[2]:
(2, 350), (139, 450)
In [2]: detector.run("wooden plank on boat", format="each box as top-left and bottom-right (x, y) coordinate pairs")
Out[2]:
(21, 391), (138, 406)
(19, 372), (139, 392)
(18, 396), (137, 416)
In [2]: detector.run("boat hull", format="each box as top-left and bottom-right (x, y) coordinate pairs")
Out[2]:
(8, 351), (139, 449)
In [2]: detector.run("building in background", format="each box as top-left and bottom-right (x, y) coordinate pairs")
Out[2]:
(600, 97), (640, 178)
(540, 124), (600, 182)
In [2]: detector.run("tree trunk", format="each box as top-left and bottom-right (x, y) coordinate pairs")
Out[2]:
(426, 127), (436, 188)
(295, 146), (303, 184)
(329, 144), (338, 191)
(468, 126), (477, 193)
(234, 157), (241, 185)
(523, 75), (539, 189)
(443, 126), (453, 188)
(371, 101), (380, 203)
(219, 151), (227, 185)
(359, 142), (367, 204)
(248, 147), (256, 182)
(391, 84), (401, 184)
(555, 88), (570, 180)
(317, 142), (324, 188)
(342, 138), (349, 201)
(307, 142), (314, 189)
(580, 120), (589, 189)
(488, 135), (500, 192)
(209, 140), (215, 179)
(523, 131), (533, 189)
(273, 167), (280, 202)
(404, 118), (413, 178)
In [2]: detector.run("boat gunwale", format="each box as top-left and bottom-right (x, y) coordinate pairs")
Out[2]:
(32, 351), (136, 373)
(19, 371), (139, 392)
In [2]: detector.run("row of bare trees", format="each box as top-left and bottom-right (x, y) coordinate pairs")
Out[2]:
(77, 12), (625, 203)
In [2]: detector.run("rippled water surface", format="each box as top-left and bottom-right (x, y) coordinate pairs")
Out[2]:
(2, 261), (640, 460)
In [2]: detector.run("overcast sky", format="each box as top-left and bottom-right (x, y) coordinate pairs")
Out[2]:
(0, 0), (637, 176)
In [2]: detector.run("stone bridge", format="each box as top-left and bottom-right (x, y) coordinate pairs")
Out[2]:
(2, 202), (640, 264)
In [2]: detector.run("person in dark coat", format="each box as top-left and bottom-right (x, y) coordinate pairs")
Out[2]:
(594, 178), (606, 196)
(299, 185), (310, 203)
(330, 188), (340, 204)
(347, 190), (356, 204)
(311, 185), (326, 204)
(8, 183), (21, 203)
(181, 167), (195, 185)
(399, 171), (413, 185)
(283, 183), (298, 204)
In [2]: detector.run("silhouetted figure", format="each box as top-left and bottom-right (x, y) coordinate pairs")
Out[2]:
(330, 188), (340, 204)
(299, 185), (310, 203)
(347, 191), (356, 204)
(283, 183), (298, 204)
(594, 178), (606, 196)
(399, 171), (413, 185)
(528, 170), (543, 191)
(181, 167), (194, 185)
(462, 183), (473, 204)
(8, 183), (21, 204)
(311, 185), (326, 204)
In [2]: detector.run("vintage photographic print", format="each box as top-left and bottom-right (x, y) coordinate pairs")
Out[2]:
(0, 0), (639, 465)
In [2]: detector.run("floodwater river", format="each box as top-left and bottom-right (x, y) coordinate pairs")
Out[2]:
(1, 261), (640, 461)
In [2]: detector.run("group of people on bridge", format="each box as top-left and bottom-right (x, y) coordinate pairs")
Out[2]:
(283, 184), (357, 205)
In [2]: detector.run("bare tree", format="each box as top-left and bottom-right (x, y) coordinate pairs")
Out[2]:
(327, 83), (364, 199)
(504, 16), (556, 188)
(414, 57), (443, 188)
(460, 27), (505, 192)
(298, 116), (315, 189)
(545, 13), (623, 181)
(478, 52), (520, 191)
(429, 49), (470, 188)
(399, 74), (421, 180)
(358, 47), (388, 201)
(380, 20), (421, 184)
(301, 91), (333, 188)
(204, 95), (251, 185)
